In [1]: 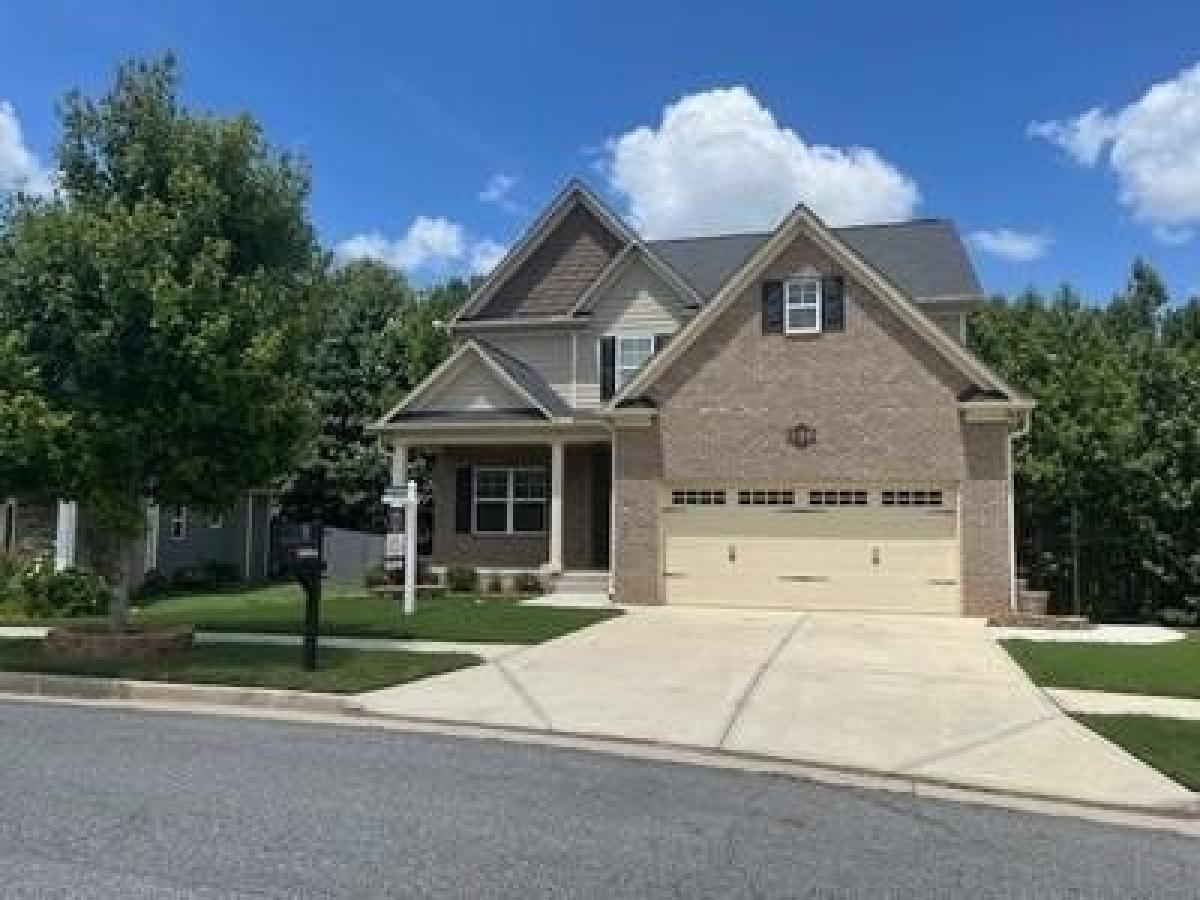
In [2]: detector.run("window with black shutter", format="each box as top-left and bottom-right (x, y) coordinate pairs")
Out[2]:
(822, 275), (845, 332)
(761, 280), (784, 334)
(600, 336), (616, 399)
(454, 467), (473, 533)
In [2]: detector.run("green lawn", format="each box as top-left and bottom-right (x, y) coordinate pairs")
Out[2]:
(1075, 714), (1200, 791)
(129, 582), (619, 643)
(1001, 631), (1200, 699)
(0, 638), (478, 694)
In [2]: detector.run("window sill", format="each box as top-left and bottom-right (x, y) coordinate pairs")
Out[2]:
(469, 531), (548, 539)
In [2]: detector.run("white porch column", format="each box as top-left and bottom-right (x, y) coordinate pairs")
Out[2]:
(548, 438), (564, 574)
(391, 440), (409, 486)
(54, 500), (78, 572)
(145, 502), (161, 574)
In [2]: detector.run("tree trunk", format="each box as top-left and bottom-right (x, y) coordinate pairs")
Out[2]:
(107, 536), (135, 631)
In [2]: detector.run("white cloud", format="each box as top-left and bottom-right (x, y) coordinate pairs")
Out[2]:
(1029, 62), (1200, 239)
(478, 172), (526, 215)
(479, 173), (516, 204)
(969, 228), (1052, 262)
(335, 215), (505, 275)
(602, 86), (920, 238)
(469, 238), (507, 274)
(0, 100), (54, 196)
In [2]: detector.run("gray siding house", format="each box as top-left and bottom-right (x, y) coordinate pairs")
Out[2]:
(2, 492), (276, 584)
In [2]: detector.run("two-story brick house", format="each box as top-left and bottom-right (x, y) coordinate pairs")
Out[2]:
(372, 180), (1031, 616)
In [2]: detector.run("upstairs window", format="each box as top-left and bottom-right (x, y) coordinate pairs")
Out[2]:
(785, 277), (822, 335)
(617, 335), (655, 387)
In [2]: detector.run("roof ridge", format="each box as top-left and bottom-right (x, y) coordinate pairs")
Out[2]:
(834, 217), (953, 231)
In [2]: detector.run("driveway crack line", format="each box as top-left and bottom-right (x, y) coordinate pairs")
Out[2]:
(898, 713), (1058, 774)
(718, 614), (811, 749)
(491, 659), (555, 731)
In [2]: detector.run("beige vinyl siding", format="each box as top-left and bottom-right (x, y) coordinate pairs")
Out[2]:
(410, 356), (529, 412)
(482, 333), (575, 405)
(575, 258), (689, 408)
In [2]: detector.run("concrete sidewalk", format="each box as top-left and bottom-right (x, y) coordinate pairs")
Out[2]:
(1050, 688), (1200, 722)
(355, 608), (1198, 813)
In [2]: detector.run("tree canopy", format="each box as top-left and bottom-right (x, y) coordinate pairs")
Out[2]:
(0, 55), (321, 565)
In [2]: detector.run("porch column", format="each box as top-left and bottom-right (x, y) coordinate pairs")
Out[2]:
(391, 439), (409, 486)
(54, 500), (78, 572)
(548, 438), (564, 574)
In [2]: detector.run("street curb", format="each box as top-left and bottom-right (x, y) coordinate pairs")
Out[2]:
(2, 674), (1197, 830)
(344, 705), (1200, 824)
(0, 671), (352, 716)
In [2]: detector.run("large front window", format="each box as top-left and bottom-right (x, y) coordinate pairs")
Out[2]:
(785, 277), (822, 334)
(475, 467), (547, 533)
(617, 335), (654, 387)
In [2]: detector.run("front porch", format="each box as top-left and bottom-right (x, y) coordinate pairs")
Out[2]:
(389, 431), (613, 591)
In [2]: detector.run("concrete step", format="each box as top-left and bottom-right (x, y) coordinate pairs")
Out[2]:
(548, 571), (610, 595)
(989, 613), (1090, 629)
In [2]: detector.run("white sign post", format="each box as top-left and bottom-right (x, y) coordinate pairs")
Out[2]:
(382, 480), (419, 616)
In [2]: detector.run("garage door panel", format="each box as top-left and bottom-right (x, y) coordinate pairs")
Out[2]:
(662, 488), (961, 614)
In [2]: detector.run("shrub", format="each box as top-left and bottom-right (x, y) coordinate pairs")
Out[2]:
(486, 572), (504, 594)
(0, 551), (34, 602)
(511, 572), (542, 595)
(445, 565), (478, 592)
(18, 564), (111, 618)
(133, 569), (173, 604)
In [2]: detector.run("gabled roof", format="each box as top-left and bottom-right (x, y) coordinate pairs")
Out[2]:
(646, 220), (981, 304)
(372, 338), (569, 427)
(611, 203), (1030, 409)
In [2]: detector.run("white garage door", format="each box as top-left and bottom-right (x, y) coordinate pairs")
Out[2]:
(662, 486), (960, 614)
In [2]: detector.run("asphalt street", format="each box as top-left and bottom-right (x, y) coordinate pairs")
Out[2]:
(0, 700), (1196, 898)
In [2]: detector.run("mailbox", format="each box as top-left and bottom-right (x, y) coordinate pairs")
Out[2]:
(276, 520), (325, 671)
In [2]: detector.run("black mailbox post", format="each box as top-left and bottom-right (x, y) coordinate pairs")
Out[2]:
(280, 522), (325, 671)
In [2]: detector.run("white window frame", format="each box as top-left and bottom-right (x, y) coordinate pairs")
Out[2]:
(473, 466), (547, 535)
(784, 277), (822, 335)
(615, 334), (655, 388)
(169, 505), (188, 541)
(207, 512), (225, 529)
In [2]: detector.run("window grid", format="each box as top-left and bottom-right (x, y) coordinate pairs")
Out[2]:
(169, 505), (187, 540)
(808, 490), (869, 507)
(671, 489), (727, 506)
(881, 489), (944, 507)
(617, 335), (655, 388)
(785, 277), (822, 335)
(475, 467), (548, 533)
(736, 489), (796, 506)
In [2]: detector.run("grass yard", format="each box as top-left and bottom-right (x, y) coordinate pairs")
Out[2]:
(0, 639), (478, 694)
(132, 582), (619, 643)
(1075, 714), (1200, 791)
(1001, 631), (1200, 699)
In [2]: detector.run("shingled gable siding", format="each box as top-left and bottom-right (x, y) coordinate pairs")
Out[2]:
(612, 230), (1012, 616)
(471, 204), (625, 320)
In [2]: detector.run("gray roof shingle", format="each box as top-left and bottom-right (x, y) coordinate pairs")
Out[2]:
(474, 340), (572, 418)
(646, 219), (981, 303)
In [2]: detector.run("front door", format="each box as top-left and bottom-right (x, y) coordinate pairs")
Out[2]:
(590, 445), (612, 568)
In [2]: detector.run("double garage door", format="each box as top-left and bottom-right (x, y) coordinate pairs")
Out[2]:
(662, 486), (960, 614)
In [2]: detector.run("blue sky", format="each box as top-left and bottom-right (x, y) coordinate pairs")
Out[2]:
(3, 0), (1200, 300)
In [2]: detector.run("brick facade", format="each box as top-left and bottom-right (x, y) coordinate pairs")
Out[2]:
(612, 230), (1013, 616)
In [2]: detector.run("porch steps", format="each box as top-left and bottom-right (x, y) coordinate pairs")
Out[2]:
(548, 570), (610, 595)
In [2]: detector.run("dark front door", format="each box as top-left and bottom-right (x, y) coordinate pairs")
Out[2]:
(590, 444), (611, 568)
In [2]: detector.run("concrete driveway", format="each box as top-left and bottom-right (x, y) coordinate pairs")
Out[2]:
(356, 608), (1196, 811)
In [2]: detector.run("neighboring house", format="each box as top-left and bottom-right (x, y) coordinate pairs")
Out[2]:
(1, 492), (276, 584)
(371, 180), (1032, 617)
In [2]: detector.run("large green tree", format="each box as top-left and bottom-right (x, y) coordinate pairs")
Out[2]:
(281, 265), (464, 531)
(0, 55), (321, 623)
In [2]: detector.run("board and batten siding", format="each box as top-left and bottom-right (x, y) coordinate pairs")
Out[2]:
(573, 258), (688, 408)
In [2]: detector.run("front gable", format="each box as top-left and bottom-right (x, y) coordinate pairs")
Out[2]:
(646, 230), (980, 482)
(468, 202), (627, 321)
(585, 254), (690, 335)
(407, 353), (532, 414)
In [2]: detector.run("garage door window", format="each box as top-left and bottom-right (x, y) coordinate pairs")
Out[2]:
(737, 490), (795, 506)
(808, 490), (869, 506)
(671, 489), (726, 506)
(882, 489), (944, 507)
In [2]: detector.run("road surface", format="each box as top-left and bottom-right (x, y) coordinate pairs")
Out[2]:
(0, 700), (1195, 898)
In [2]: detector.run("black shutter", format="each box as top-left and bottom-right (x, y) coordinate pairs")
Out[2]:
(761, 280), (784, 334)
(455, 466), (473, 533)
(822, 276), (845, 332)
(600, 336), (617, 400)
(653, 333), (671, 354)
